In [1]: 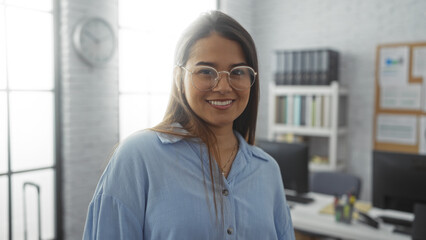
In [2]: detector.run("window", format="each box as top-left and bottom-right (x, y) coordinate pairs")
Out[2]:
(0, 0), (57, 239)
(118, 0), (217, 140)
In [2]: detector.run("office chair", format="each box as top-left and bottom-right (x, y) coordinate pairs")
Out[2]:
(310, 171), (362, 198)
(412, 203), (426, 240)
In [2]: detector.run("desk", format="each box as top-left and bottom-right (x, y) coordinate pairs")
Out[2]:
(289, 192), (414, 240)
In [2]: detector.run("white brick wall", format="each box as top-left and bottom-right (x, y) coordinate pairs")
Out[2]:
(220, 0), (254, 35)
(223, 0), (426, 201)
(59, 0), (118, 239)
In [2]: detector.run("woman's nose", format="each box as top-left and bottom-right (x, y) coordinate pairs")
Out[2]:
(212, 72), (232, 92)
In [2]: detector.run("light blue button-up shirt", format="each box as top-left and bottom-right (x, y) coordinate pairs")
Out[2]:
(83, 129), (295, 240)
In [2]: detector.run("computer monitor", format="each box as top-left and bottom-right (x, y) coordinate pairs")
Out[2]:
(256, 139), (309, 195)
(373, 150), (426, 213)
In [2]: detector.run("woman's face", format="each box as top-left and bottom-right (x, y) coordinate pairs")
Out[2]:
(183, 33), (251, 131)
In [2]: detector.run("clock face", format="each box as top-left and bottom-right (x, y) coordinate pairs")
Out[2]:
(73, 18), (116, 66)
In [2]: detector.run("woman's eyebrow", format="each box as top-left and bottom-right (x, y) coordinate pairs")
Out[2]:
(195, 61), (248, 68)
(195, 61), (215, 67)
(230, 62), (248, 68)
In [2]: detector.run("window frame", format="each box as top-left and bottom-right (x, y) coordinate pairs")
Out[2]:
(0, 0), (61, 239)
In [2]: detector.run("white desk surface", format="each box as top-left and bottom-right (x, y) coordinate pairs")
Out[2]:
(289, 192), (414, 240)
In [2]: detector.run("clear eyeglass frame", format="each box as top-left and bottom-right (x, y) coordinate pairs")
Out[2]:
(179, 65), (257, 91)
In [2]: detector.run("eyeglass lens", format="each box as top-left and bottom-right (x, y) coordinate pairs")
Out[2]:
(191, 66), (255, 91)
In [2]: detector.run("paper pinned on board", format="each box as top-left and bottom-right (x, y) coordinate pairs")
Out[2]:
(423, 76), (426, 112)
(380, 84), (422, 110)
(379, 46), (410, 86)
(376, 114), (417, 145)
(413, 46), (426, 78)
(420, 116), (426, 154)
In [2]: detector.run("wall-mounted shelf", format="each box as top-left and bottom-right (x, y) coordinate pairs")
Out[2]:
(268, 81), (348, 171)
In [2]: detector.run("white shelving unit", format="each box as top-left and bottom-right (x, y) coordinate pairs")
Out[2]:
(268, 81), (348, 171)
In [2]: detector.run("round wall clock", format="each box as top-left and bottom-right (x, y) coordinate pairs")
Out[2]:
(73, 17), (116, 66)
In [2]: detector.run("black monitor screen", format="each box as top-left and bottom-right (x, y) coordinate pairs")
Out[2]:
(256, 139), (309, 194)
(373, 150), (426, 213)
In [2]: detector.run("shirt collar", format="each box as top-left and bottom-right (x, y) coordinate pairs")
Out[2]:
(250, 145), (271, 162)
(155, 123), (269, 162)
(235, 133), (270, 162)
(156, 123), (188, 144)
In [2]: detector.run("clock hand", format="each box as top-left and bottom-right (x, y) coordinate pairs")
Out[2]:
(98, 34), (113, 42)
(83, 30), (100, 43)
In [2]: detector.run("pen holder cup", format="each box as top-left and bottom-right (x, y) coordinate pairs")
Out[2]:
(334, 204), (353, 224)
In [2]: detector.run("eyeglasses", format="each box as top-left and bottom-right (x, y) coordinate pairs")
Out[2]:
(180, 65), (257, 91)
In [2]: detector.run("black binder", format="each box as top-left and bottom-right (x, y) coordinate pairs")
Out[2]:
(275, 48), (339, 86)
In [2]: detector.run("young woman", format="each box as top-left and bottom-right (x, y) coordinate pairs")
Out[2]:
(83, 10), (295, 240)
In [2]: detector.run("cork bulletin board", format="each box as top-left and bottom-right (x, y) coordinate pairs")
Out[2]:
(373, 42), (426, 154)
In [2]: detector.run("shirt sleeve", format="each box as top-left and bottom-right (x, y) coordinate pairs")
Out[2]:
(268, 157), (295, 240)
(82, 194), (143, 240)
(278, 204), (295, 240)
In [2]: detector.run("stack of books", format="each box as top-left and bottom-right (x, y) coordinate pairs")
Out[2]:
(275, 94), (347, 128)
(274, 49), (339, 85)
(275, 95), (330, 128)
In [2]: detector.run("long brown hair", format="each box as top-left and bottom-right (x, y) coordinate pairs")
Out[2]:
(153, 10), (259, 222)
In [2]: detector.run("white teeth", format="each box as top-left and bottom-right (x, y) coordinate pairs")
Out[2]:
(208, 100), (232, 106)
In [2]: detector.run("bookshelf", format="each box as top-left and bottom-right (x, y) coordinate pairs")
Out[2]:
(268, 81), (348, 171)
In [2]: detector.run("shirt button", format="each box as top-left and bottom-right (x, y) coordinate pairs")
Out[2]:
(222, 189), (229, 196)
(227, 227), (233, 235)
